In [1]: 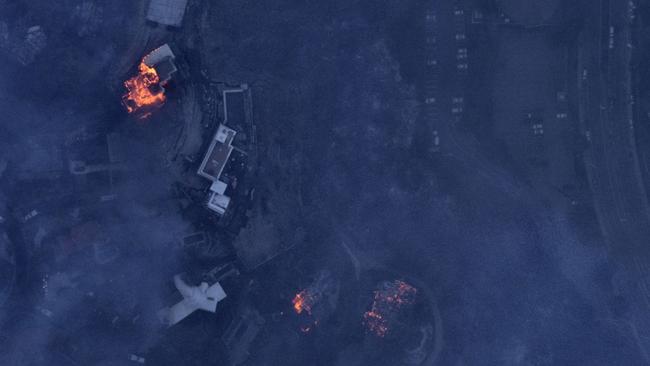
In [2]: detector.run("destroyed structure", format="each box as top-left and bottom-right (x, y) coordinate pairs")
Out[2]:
(292, 270), (339, 333)
(363, 280), (417, 337)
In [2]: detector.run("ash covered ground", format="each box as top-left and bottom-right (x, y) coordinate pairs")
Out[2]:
(1, 0), (650, 365)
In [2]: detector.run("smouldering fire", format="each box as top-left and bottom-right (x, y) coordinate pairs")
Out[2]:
(363, 310), (388, 337)
(292, 271), (337, 334)
(300, 319), (319, 334)
(363, 280), (417, 337)
(122, 61), (166, 118)
(293, 289), (316, 315)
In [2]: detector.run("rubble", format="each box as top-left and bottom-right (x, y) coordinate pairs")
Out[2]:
(363, 280), (417, 337)
(292, 271), (339, 333)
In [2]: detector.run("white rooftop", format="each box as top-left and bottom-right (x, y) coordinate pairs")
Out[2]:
(161, 275), (228, 326)
(210, 180), (228, 195)
(215, 124), (234, 144)
(207, 191), (231, 215)
(146, 0), (188, 27)
(143, 43), (175, 66)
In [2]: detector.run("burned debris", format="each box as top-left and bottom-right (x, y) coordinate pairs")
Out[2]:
(292, 270), (339, 333)
(363, 280), (417, 338)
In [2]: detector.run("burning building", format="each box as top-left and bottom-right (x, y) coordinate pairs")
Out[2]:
(122, 44), (177, 118)
(363, 280), (417, 337)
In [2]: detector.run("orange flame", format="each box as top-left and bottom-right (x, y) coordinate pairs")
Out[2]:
(122, 61), (166, 117)
(292, 291), (312, 315)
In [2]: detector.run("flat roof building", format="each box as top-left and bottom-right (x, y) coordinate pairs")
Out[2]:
(198, 125), (236, 181)
(197, 85), (253, 216)
(198, 124), (236, 215)
(146, 0), (188, 27)
(207, 180), (230, 215)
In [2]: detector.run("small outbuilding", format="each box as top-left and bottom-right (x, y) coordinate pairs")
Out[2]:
(146, 0), (189, 27)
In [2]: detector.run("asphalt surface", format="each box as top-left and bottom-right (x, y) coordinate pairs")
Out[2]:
(579, 0), (650, 359)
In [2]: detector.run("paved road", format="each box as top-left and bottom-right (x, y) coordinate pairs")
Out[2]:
(581, 0), (650, 252)
(416, 0), (650, 363)
(579, 0), (650, 360)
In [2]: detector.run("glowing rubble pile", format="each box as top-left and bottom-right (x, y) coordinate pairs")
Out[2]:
(292, 271), (337, 333)
(363, 280), (417, 337)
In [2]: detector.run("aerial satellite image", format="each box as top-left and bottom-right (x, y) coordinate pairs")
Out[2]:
(1, 0), (650, 365)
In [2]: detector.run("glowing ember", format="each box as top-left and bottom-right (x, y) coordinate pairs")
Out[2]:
(292, 271), (337, 334)
(363, 310), (388, 337)
(122, 61), (166, 118)
(363, 280), (417, 337)
(293, 289), (316, 315)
